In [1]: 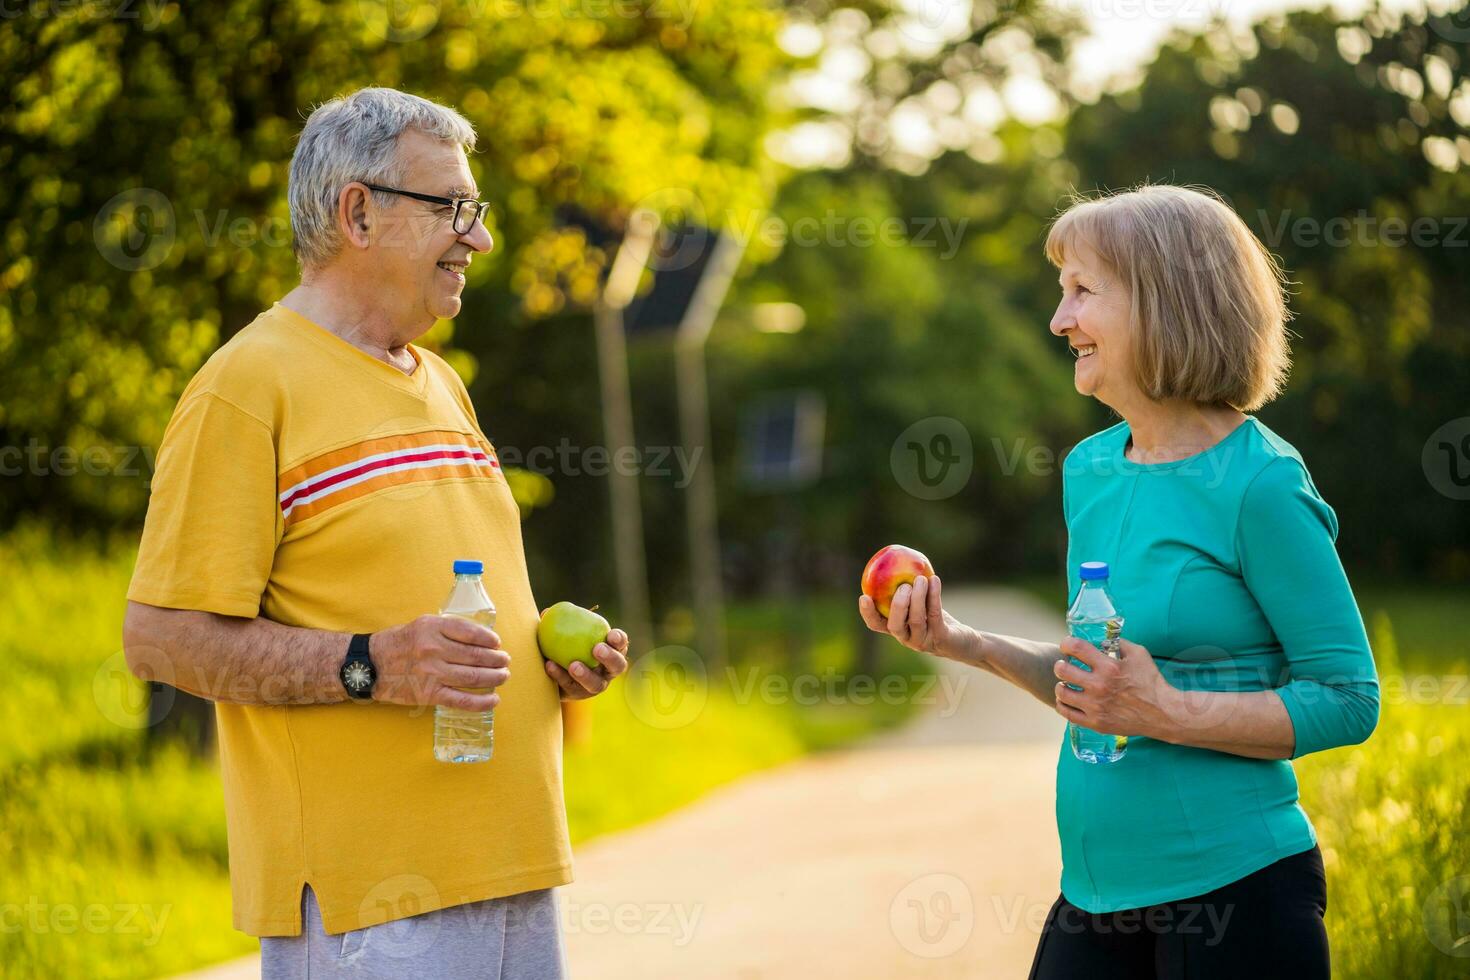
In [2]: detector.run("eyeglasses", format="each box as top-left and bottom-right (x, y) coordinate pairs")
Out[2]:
(362, 183), (488, 235)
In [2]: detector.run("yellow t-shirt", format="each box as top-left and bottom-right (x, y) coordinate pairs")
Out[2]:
(127, 303), (571, 937)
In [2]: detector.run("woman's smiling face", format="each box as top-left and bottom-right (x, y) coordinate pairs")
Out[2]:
(1049, 238), (1140, 409)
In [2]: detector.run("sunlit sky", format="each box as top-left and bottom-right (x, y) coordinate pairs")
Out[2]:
(770, 0), (1453, 168)
(1061, 0), (1433, 89)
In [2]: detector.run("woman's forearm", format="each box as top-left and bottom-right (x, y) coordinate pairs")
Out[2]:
(1153, 688), (1296, 760)
(953, 624), (1299, 759)
(946, 628), (1065, 708)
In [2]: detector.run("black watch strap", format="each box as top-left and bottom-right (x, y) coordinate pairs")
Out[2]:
(340, 633), (377, 701)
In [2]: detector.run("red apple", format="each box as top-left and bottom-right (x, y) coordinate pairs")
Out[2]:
(861, 545), (936, 618)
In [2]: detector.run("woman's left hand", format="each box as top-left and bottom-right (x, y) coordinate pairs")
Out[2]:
(1053, 637), (1178, 739)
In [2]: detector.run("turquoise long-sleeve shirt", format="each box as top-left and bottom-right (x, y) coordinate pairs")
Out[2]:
(1057, 417), (1379, 913)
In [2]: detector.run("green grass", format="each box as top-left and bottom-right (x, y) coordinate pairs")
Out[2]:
(1295, 612), (1470, 979)
(1351, 581), (1467, 671)
(0, 530), (927, 979)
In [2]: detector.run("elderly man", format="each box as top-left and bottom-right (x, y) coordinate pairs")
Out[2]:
(122, 87), (628, 978)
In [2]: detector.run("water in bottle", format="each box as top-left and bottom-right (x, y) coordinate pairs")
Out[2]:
(434, 559), (497, 763)
(1065, 561), (1128, 764)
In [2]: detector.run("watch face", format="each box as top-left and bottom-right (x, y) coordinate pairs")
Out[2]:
(342, 659), (374, 695)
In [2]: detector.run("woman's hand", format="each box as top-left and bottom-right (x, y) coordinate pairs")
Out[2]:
(1052, 637), (1180, 738)
(858, 575), (974, 660)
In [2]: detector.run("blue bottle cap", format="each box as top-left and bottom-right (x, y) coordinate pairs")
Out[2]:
(1079, 561), (1110, 581)
(453, 559), (484, 575)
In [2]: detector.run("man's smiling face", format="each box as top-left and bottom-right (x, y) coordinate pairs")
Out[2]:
(368, 128), (493, 324)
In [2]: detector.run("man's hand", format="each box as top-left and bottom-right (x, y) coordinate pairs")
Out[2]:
(370, 615), (511, 711)
(543, 628), (630, 700)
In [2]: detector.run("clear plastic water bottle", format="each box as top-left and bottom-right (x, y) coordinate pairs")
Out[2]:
(1065, 561), (1128, 764)
(434, 559), (497, 764)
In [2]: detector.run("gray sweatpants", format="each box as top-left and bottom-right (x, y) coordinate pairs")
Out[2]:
(261, 885), (568, 980)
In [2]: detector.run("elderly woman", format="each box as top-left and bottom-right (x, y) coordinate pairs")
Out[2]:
(859, 185), (1379, 977)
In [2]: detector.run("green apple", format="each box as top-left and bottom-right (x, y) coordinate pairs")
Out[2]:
(537, 601), (610, 670)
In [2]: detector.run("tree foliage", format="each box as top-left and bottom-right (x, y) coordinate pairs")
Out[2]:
(0, 0), (789, 530)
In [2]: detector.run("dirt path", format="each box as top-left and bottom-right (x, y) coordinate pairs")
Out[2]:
(557, 586), (1066, 979)
(173, 587), (1068, 980)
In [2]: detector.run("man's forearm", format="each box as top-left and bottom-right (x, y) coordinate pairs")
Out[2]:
(123, 601), (350, 706)
(947, 628), (1065, 708)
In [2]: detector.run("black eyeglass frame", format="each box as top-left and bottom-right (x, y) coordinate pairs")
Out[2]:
(361, 182), (488, 235)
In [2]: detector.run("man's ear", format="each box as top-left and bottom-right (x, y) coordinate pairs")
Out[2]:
(337, 182), (373, 250)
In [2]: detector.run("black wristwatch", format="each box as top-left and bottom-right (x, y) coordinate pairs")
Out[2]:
(340, 633), (377, 701)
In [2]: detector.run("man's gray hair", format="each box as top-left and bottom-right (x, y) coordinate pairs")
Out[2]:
(288, 87), (476, 269)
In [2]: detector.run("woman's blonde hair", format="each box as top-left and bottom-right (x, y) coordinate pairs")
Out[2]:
(1045, 184), (1292, 412)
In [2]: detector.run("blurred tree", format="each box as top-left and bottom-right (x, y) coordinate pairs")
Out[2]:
(675, 0), (1092, 618)
(0, 0), (789, 552)
(1059, 7), (1470, 578)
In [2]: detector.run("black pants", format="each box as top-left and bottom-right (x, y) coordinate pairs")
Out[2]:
(1028, 846), (1329, 980)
